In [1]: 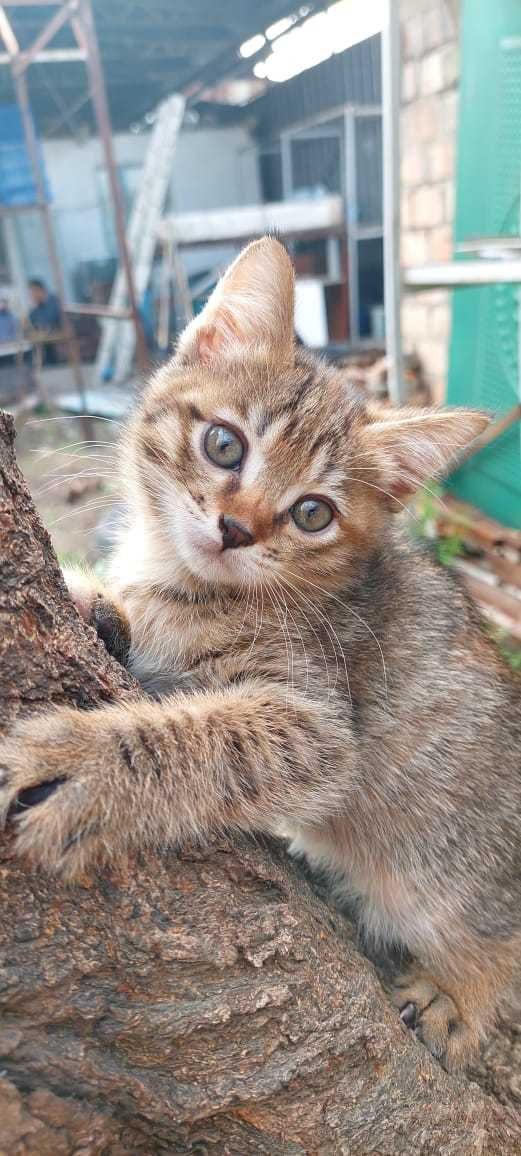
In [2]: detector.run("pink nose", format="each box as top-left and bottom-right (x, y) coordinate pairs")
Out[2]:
(219, 514), (254, 550)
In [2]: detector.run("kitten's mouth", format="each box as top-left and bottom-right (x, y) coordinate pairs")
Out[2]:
(180, 528), (251, 586)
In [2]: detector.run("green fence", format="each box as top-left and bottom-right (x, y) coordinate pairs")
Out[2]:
(447, 0), (521, 528)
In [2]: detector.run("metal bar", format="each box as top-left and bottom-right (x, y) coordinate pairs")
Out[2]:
(69, 8), (85, 51)
(263, 102), (382, 144)
(34, 51), (86, 141)
(404, 260), (521, 288)
(352, 224), (385, 241)
(344, 109), (360, 343)
(171, 244), (193, 327)
(1, 47), (85, 64)
(65, 303), (132, 318)
(11, 62), (88, 414)
(1, 1), (63, 6)
(2, 216), (27, 306)
(0, 5), (19, 56)
(280, 131), (293, 199)
(381, 0), (405, 404)
(15, 0), (77, 74)
(76, 0), (148, 375)
(157, 238), (173, 352)
(456, 237), (521, 254)
(45, 86), (90, 135)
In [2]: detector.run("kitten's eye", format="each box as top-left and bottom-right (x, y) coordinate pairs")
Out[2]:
(291, 496), (334, 533)
(204, 424), (245, 470)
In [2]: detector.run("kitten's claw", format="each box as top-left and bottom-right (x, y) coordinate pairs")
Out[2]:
(392, 968), (480, 1071)
(63, 567), (131, 666)
(399, 1001), (417, 1029)
(0, 711), (115, 879)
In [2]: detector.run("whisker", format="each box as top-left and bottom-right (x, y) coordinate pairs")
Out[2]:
(272, 573), (325, 698)
(276, 572), (348, 703)
(269, 576), (304, 703)
(47, 496), (117, 528)
(35, 469), (114, 498)
(341, 475), (422, 524)
(25, 414), (121, 427)
(264, 581), (293, 707)
(346, 465), (447, 511)
(283, 566), (387, 698)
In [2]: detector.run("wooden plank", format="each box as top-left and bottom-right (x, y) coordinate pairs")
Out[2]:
(438, 496), (521, 549)
(158, 195), (344, 247)
(485, 553), (521, 588)
(64, 303), (132, 319)
(453, 561), (521, 623)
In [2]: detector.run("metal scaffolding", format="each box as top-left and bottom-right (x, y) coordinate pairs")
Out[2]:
(0, 0), (148, 406)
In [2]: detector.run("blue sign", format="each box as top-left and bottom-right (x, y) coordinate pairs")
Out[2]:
(0, 103), (50, 206)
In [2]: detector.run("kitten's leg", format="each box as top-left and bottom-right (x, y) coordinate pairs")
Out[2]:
(392, 941), (516, 1071)
(63, 566), (131, 666)
(0, 682), (353, 880)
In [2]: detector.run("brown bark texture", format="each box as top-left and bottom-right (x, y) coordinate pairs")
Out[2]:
(1, 408), (520, 1156)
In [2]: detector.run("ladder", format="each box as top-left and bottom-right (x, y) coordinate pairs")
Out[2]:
(95, 92), (185, 384)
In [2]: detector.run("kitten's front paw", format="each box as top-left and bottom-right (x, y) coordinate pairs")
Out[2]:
(63, 567), (131, 666)
(0, 710), (118, 880)
(392, 967), (481, 1072)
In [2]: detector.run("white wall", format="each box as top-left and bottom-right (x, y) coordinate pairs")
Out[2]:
(10, 123), (260, 299)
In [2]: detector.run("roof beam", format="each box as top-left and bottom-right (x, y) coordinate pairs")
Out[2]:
(14, 0), (79, 74)
(0, 1), (62, 6)
(0, 5), (19, 57)
(0, 47), (84, 62)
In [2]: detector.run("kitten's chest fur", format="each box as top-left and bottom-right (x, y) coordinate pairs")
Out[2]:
(120, 584), (296, 698)
(118, 574), (356, 705)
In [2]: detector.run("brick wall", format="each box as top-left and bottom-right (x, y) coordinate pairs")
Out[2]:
(400, 0), (459, 403)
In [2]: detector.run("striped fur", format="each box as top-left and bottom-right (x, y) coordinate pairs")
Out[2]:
(0, 237), (519, 1074)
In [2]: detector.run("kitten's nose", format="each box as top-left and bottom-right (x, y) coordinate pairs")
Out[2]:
(219, 514), (254, 550)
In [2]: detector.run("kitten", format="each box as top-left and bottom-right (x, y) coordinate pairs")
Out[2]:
(1, 237), (519, 1073)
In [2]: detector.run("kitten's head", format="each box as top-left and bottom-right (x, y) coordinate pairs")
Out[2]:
(126, 237), (488, 594)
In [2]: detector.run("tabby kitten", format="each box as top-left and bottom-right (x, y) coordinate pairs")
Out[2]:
(1, 237), (520, 1073)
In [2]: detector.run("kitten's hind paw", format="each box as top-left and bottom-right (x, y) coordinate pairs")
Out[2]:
(392, 967), (481, 1072)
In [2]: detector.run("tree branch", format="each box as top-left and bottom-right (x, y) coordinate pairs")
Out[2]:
(0, 409), (520, 1154)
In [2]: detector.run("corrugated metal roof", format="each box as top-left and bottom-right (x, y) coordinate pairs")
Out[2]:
(0, 1), (323, 134)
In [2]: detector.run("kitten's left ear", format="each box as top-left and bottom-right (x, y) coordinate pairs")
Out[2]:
(357, 406), (490, 502)
(175, 235), (295, 369)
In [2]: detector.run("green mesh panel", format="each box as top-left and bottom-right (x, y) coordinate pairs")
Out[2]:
(447, 0), (521, 528)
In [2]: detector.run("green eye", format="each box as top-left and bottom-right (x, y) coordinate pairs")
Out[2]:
(204, 424), (245, 470)
(291, 496), (334, 533)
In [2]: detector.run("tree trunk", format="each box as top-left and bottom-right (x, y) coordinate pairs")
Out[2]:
(0, 409), (520, 1156)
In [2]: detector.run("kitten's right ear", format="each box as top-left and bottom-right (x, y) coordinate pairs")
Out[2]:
(175, 236), (295, 369)
(357, 406), (490, 503)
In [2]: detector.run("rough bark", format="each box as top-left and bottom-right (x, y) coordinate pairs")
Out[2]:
(1, 408), (520, 1155)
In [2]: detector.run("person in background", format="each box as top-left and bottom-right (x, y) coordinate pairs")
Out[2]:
(27, 278), (62, 365)
(0, 296), (20, 344)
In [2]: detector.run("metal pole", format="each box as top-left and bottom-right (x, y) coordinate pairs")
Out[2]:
(12, 59), (88, 412)
(344, 109), (360, 343)
(2, 216), (27, 307)
(381, 0), (406, 404)
(14, 0), (78, 75)
(75, 0), (148, 376)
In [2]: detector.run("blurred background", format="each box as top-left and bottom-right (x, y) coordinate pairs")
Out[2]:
(0, 0), (519, 659)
